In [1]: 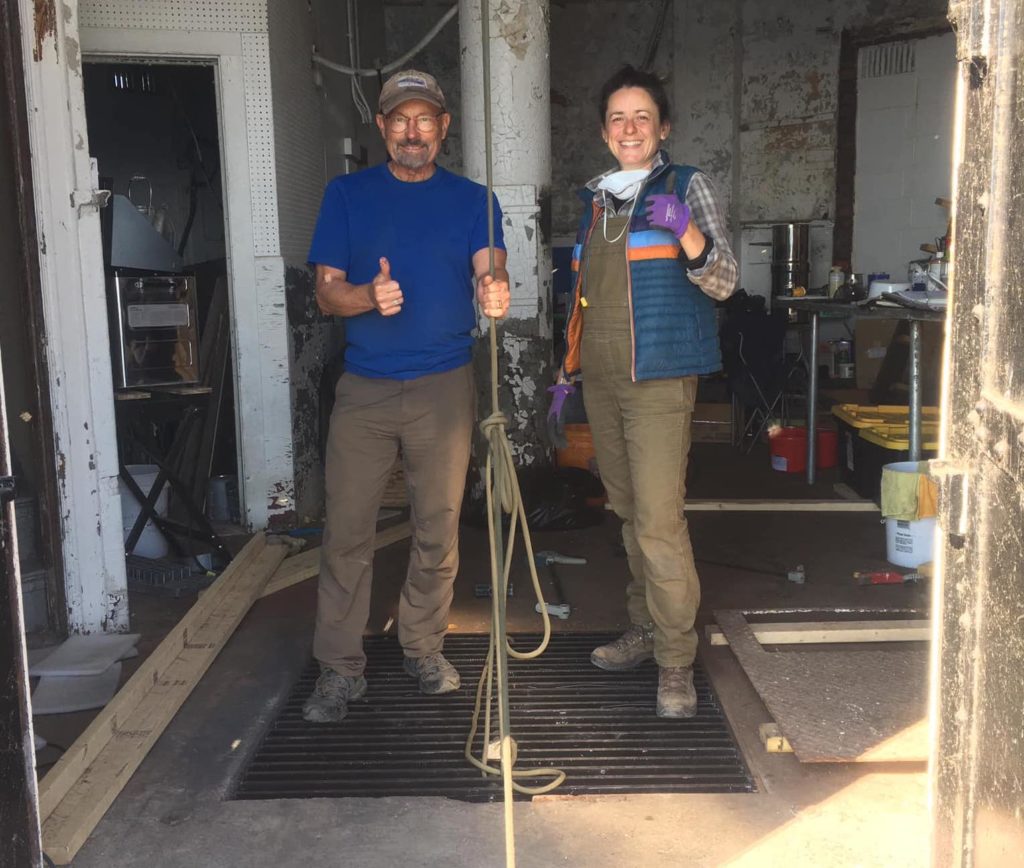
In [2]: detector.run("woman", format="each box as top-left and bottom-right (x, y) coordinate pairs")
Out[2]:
(557, 65), (737, 717)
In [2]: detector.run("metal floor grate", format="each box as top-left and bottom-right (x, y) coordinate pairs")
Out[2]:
(233, 633), (755, 802)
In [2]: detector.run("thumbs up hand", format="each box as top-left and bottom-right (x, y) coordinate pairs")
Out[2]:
(369, 257), (403, 316)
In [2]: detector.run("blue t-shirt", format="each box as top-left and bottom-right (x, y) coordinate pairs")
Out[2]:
(308, 163), (505, 380)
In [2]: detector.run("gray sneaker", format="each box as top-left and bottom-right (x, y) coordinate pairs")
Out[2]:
(403, 652), (461, 695)
(302, 667), (368, 723)
(657, 666), (698, 718)
(590, 623), (655, 671)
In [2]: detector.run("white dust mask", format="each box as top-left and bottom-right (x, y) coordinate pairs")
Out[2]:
(597, 168), (650, 201)
(597, 168), (650, 243)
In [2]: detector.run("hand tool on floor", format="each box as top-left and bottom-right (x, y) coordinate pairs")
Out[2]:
(475, 581), (513, 598)
(854, 570), (925, 585)
(532, 551), (585, 620)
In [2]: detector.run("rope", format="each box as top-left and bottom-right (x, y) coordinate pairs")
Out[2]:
(462, 3), (565, 866)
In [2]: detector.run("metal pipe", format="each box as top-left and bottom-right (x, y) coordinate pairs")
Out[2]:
(909, 320), (922, 460)
(806, 312), (819, 484)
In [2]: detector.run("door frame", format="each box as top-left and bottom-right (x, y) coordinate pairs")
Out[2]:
(77, 26), (295, 538)
(16, 0), (128, 634)
(16, 5), (296, 631)
(930, 0), (1024, 861)
(1, 0), (65, 635)
(0, 344), (43, 868)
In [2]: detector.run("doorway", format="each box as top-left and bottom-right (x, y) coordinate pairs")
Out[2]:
(82, 61), (243, 593)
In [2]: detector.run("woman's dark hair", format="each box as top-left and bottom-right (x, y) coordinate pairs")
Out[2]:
(597, 65), (671, 124)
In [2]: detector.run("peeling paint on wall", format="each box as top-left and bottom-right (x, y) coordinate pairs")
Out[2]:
(677, 0), (949, 227)
(496, 0), (543, 61)
(33, 0), (57, 61)
(284, 265), (331, 523)
(472, 322), (552, 472)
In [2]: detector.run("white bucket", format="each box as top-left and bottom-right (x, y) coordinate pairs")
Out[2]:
(119, 464), (170, 559)
(206, 474), (238, 522)
(885, 516), (936, 568)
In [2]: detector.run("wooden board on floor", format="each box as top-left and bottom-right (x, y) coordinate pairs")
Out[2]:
(684, 499), (878, 512)
(260, 521), (412, 598)
(39, 534), (289, 865)
(715, 609), (929, 763)
(706, 619), (930, 646)
(759, 723), (793, 753)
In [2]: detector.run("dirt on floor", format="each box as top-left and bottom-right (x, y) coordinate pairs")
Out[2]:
(33, 442), (931, 867)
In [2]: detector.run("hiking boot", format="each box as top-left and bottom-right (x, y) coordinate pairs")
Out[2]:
(657, 666), (697, 718)
(302, 667), (368, 723)
(590, 623), (655, 671)
(404, 652), (461, 695)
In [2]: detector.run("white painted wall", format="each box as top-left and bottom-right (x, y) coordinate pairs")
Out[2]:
(853, 33), (956, 279)
(267, 3), (323, 268)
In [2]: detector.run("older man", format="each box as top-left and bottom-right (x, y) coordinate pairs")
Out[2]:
(304, 70), (510, 723)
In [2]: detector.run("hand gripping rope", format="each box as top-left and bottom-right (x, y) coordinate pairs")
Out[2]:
(462, 3), (565, 867)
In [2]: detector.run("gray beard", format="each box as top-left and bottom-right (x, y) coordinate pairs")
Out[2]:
(393, 142), (431, 171)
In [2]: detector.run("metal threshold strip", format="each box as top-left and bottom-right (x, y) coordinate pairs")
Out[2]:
(234, 633), (755, 802)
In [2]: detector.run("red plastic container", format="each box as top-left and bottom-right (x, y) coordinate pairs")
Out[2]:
(770, 427), (807, 473)
(816, 428), (838, 469)
(769, 427), (839, 473)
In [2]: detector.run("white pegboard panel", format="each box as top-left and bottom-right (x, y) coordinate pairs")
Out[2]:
(80, 0), (267, 33)
(242, 32), (281, 257)
(267, 0), (324, 265)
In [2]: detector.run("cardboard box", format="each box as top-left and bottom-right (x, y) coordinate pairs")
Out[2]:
(691, 402), (733, 442)
(854, 320), (944, 398)
(855, 320), (899, 390)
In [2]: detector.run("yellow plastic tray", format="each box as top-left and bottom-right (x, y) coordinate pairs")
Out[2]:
(859, 423), (939, 452)
(831, 403), (940, 429)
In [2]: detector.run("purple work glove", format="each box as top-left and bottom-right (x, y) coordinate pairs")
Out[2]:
(546, 383), (576, 449)
(645, 193), (691, 238)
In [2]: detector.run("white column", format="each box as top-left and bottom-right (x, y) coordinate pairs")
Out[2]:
(459, 0), (552, 465)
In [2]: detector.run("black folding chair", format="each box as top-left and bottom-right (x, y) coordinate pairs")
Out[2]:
(721, 305), (805, 453)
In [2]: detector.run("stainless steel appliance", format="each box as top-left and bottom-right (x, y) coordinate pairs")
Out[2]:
(771, 223), (810, 296)
(108, 272), (200, 389)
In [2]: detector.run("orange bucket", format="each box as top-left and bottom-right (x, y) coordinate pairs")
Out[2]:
(556, 423), (598, 475)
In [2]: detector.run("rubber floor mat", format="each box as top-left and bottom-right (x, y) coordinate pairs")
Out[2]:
(233, 633), (754, 802)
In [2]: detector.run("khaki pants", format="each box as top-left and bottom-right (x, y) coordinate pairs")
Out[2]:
(581, 333), (701, 668)
(313, 364), (475, 676)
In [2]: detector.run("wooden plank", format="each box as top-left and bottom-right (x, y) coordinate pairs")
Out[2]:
(706, 619), (930, 646)
(41, 538), (288, 865)
(684, 499), (878, 512)
(605, 499), (880, 513)
(759, 723), (793, 754)
(259, 521), (412, 598)
(260, 546), (319, 597)
(37, 533), (267, 822)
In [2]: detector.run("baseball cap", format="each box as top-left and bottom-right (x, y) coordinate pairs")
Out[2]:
(378, 69), (446, 115)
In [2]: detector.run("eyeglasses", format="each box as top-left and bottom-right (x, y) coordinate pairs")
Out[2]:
(386, 112), (444, 133)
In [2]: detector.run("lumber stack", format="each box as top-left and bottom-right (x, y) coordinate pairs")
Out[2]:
(40, 533), (288, 864)
(259, 521), (412, 598)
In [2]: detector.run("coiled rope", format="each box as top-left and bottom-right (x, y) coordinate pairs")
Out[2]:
(462, 3), (565, 866)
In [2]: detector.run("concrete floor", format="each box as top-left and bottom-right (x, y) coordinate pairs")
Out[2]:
(36, 443), (932, 867)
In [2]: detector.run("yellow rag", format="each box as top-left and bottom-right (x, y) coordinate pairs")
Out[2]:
(916, 464), (938, 519)
(881, 462), (938, 520)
